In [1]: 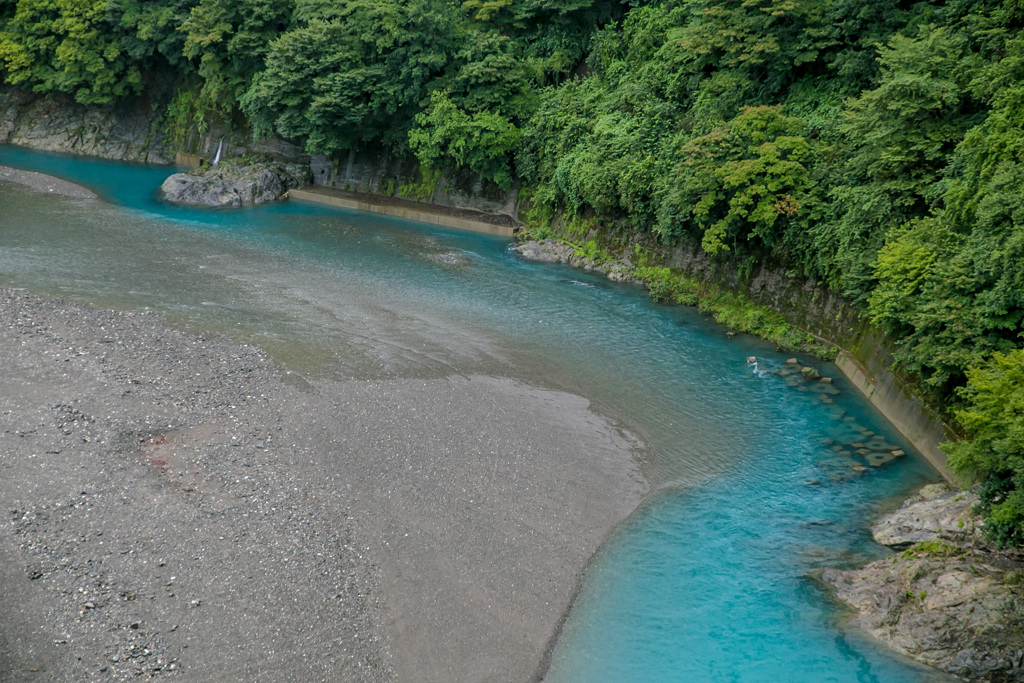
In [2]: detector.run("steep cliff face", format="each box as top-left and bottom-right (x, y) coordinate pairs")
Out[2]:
(308, 151), (519, 218)
(0, 90), (172, 164)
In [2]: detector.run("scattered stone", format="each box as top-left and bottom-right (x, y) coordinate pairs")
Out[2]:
(786, 358), (798, 364)
(800, 366), (820, 379)
(865, 451), (895, 467)
(819, 377), (833, 384)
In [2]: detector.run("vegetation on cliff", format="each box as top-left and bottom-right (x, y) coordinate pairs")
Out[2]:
(1, 0), (1023, 544)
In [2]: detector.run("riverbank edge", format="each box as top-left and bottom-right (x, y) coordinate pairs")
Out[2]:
(0, 168), (650, 682)
(512, 236), (956, 481)
(818, 484), (1024, 681)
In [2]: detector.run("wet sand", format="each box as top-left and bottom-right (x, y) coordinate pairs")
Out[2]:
(0, 283), (646, 682)
(0, 165), (98, 199)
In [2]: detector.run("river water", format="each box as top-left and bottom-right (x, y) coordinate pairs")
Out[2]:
(0, 147), (951, 681)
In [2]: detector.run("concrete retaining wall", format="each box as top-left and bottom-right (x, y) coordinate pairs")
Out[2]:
(835, 352), (956, 480)
(288, 187), (517, 237)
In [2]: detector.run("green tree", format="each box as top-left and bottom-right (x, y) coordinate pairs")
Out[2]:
(181, 0), (293, 113)
(240, 0), (456, 153)
(946, 349), (1024, 547)
(0, 0), (142, 104)
(657, 106), (812, 258)
(113, 0), (198, 71)
(816, 25), (979, 300)
(868, 39), (1024, 394)
(408, 89), (520, 188)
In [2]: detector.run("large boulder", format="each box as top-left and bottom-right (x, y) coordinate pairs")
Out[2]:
(160, 161), (311, 207)
(872, 484), (985, 549)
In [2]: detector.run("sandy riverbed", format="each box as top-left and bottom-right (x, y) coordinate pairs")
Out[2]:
(0, 171), (647, 682)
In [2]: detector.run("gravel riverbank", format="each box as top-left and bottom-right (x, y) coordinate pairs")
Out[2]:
(0, 287), (646, 682)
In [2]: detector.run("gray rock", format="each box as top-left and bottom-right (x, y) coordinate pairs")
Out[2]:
(821, 552), (1024, 681)
(513, 239), (574, 264)
(0, 90), (172, 164)
(872, 486), (984, 549)
(160, 161), (311, 207)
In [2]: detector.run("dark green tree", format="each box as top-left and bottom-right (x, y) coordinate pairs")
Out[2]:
(0, 0), (142, 104)
(947, 349), (1024, 547)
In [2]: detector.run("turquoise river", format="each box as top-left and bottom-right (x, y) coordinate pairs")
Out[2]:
(0, 147), (953, 682)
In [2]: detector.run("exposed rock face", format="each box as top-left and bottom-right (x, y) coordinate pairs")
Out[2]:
(513, 239), (636, 282)
(872, 484), (985, 549)
(0, 90), (172, 164)
(160, 161), (311, 207)
(821, 486), (1024, 681)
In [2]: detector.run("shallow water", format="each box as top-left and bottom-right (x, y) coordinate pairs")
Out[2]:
(0, 146), (950, 681)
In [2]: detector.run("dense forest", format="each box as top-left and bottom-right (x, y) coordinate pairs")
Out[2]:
(1, 0), (1022, 545)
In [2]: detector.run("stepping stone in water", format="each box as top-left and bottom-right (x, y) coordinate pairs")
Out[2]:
(867, 451), (896, 467)
(891, 449), (906, 457)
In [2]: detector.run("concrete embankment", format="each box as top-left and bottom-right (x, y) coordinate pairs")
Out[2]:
(835, 352), (954, 480)
(289, 186), (520, 237)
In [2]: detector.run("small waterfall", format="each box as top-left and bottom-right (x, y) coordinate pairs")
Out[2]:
(212, 139), (223, 167)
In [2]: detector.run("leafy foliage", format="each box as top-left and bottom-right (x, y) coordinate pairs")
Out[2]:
(947, 350), (1024, 547)
(657, 106), (812, 257)
(0, 0), (143, 104)
(408, 89), (520, 188)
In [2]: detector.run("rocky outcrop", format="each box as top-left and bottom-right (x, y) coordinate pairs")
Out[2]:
(0, 90), (171, 164)
(160, 161), (311, 207)
(513, 239), (636, 282)
(872, 484), (985, 549)
(821, 486), (1024, 681)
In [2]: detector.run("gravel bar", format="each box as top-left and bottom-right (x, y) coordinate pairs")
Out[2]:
(0, 288), (646, 682)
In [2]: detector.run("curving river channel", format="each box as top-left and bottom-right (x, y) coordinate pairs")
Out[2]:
(0, 147), (953, 681)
